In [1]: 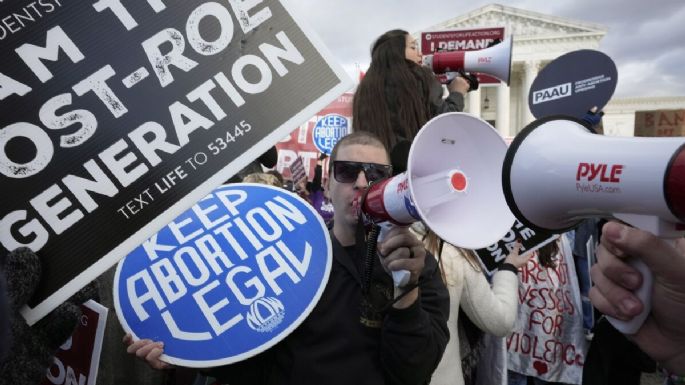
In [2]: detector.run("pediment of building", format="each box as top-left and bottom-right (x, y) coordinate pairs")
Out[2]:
(425, 4), (607, 39)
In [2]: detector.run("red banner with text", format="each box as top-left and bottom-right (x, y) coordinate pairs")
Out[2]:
(275, 92), (353, 181)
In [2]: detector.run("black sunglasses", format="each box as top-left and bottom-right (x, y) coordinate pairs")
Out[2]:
(332, 161), (392, 184)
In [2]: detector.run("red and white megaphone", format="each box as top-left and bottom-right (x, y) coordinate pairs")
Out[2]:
(422, 38), (513, 85)
(356, 113), (515, 286)
(502, 116), (685, 334)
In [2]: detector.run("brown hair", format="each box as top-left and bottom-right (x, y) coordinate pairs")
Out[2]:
(353, 29), (436, 150)
(537, 240), (560, 268)
(423, 229), (482, 285)
(242, 173), (282, 187)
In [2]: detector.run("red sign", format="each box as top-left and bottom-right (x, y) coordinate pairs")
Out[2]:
(420, 27), (505, 84)
(42, 301), (108, 385)
(275, 92), (353, 181)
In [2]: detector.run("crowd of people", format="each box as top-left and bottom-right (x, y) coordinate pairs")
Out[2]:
(1, 28), (684, 385)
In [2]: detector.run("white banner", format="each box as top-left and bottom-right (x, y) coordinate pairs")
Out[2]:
(506, 236), (588, 384)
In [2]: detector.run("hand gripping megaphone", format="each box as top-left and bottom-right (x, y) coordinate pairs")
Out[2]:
(422, 38), (513, 86)
(502, 116), (685, 334)
(356, 113), (516, 286)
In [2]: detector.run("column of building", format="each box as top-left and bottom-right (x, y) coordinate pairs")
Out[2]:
(521, 60), (540, 129)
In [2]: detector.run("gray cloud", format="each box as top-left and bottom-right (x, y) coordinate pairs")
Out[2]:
(289, 0), (685, 98)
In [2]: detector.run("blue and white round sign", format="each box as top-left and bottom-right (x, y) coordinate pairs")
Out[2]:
(114, 184), (332, 367)
(312, 114), (349, 155)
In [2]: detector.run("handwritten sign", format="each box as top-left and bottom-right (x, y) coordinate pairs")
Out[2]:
(506, 236), (588, 384)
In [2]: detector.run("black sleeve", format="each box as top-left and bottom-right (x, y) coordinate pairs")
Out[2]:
(429, 78), (464, 115)
(438, 91), (465, 114)
(389, 141), (412, 176)
(206, 348), (275, 385)
(379, 251), (450, 385)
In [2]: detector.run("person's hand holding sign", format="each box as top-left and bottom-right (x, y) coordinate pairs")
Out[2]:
(124, 333), (171, 370)
(503, 242), (528, 268)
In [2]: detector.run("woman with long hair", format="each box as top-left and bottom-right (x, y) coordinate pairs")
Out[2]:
(416, 226), (531, 385)
(353, 29), (469, 173)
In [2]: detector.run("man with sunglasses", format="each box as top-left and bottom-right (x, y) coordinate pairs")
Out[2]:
(127, 132), (449, 385)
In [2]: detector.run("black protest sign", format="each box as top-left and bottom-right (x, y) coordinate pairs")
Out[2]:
(474, 220), (558, 277)
(528, 50), (617, 120)
(0, 0), (351, 324)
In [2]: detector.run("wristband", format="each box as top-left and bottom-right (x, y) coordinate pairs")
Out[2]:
(499, 263), (518, 274)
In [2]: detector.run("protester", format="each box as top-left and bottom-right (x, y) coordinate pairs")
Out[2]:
(353, 29), (469, 173)
(125, 131), (450, 385)
(226, 145), (279, 183)
(0, 248), (98, 385)
(589, 222), (685, 380)
(265, 169), (285, 188)
(418, 224), (530, 385)
(242, 172), (282, 187)
(293, 174), (310, 202)
(96, 267), (168, 385)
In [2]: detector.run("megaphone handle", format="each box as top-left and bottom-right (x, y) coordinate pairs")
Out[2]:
(377, 223), (411, 288)
(444, 72), (458, 83)
(605, 257), (653, 335)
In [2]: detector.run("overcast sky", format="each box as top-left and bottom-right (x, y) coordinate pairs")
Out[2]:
(289, 0), (685, 99)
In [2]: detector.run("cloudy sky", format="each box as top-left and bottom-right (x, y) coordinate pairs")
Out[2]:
(289, 0), (685, 98)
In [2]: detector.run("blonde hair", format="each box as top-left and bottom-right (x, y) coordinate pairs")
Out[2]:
(242, 172), (282, 187)
(423, 230), (482, 286)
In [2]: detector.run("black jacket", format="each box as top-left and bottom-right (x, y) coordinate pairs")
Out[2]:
(209, 231), (450, 385)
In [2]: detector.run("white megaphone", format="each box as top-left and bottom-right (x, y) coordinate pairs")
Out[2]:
(502, 116), (685, 334)
(422, 37), (513, 85)
(356, 113), (515, 286)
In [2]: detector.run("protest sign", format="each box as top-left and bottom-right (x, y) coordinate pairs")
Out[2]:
(289, 156), (306, 185)
(276, 92), (353, 180)
(0, 0), (351, 324)
(506, 236), (588, 384)
(312, 114), (349, 156)
(474, 220), (558, 277)
(528, 50), (617, 120)
(42, 300), (108, 385)
(114, 183), (332, 367)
